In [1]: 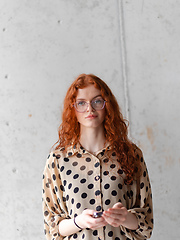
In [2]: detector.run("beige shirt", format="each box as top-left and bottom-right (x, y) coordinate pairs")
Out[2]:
(42, 143), (153, 240)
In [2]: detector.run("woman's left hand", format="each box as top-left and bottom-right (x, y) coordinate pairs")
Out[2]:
(103, 202), (128, 227)
(102, 202), (138, 230)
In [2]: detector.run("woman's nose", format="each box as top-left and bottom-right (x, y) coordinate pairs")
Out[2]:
(86, 102), (94, 112)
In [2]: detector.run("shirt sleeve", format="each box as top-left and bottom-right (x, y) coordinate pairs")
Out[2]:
(42, 152), (69, 240)
(121, 147), (154, 239)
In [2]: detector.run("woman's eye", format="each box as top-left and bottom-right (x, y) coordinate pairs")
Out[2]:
(77, 101), (86, 106)
(94, 99), (103, 104)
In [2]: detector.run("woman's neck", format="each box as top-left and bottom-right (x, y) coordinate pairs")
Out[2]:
(79, 125), (106, 154)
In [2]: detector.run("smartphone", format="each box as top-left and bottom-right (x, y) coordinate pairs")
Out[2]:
(93, 211), (103, 218)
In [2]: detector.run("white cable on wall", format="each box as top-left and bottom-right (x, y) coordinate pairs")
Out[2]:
(117, 0), (131, 136)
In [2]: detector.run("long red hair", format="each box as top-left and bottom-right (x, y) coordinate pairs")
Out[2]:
(54, 74), (141, 183)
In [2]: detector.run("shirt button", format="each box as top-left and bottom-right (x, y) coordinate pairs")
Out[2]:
(95, 176), (100, 181)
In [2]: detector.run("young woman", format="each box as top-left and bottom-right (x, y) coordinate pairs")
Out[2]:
(42, 74), (153, 240)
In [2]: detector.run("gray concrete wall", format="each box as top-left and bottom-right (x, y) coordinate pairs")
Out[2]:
(0, 0), (179, 239)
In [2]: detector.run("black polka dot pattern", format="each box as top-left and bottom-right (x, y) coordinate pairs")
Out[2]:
(42, 143), (153, 240)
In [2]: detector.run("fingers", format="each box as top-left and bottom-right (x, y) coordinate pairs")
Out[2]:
(102, 204), (128, 227)
(82, 209), (95, 216)
(104, 207), (127, 216)
(78, 209), (107, 230)
(85, 217), (107, 230)
(90, 217), (107, 229)
(103, 209), (126, 221)
(103, 212), (126, 227)
(112, 202), (124, 209)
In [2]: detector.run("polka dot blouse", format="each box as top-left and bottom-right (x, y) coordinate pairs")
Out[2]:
(42, 143), (153, 240)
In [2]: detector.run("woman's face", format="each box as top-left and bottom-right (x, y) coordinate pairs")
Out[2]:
(74, 85), (106, 129)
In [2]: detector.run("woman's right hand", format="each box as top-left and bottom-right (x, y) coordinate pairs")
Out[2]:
(76, 209), (107, 230)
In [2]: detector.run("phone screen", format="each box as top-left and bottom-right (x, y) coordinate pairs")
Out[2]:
(93, 211), (103, 218)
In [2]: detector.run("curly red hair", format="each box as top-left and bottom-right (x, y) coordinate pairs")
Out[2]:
(54, 74), (141, 183)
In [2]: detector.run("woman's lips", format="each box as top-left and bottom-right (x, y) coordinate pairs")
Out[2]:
(86, 115), (97, 119)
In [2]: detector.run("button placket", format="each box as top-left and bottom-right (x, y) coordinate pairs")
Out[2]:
(94, 158), (101, 201)
(93, 156), (104, 239)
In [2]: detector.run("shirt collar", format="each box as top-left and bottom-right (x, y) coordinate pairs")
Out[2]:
(63, 142), (112, 158)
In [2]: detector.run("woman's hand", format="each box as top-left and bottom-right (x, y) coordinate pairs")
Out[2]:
(103, 202), (138, 230)
(76, 209), (107, 230)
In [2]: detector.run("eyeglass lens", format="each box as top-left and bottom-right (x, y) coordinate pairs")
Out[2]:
(74, 98), (105, 112)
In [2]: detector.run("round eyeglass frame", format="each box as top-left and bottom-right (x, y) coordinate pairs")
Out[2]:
(73, 99), (106, 113)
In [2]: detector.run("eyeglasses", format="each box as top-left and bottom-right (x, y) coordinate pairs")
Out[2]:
(73, 98), (106, 113)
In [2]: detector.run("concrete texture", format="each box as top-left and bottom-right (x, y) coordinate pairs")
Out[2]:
(0, 0), (179, 239)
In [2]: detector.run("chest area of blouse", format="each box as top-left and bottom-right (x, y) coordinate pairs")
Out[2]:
(55, 151), (137, 209)
(56, 152), (136, 195)
(57, 152), (126, 179)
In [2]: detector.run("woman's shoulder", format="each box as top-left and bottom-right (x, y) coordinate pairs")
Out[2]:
(131, 143), (143, 157)
(131, 143), (147, 170)
(45, 147), (68, 164)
